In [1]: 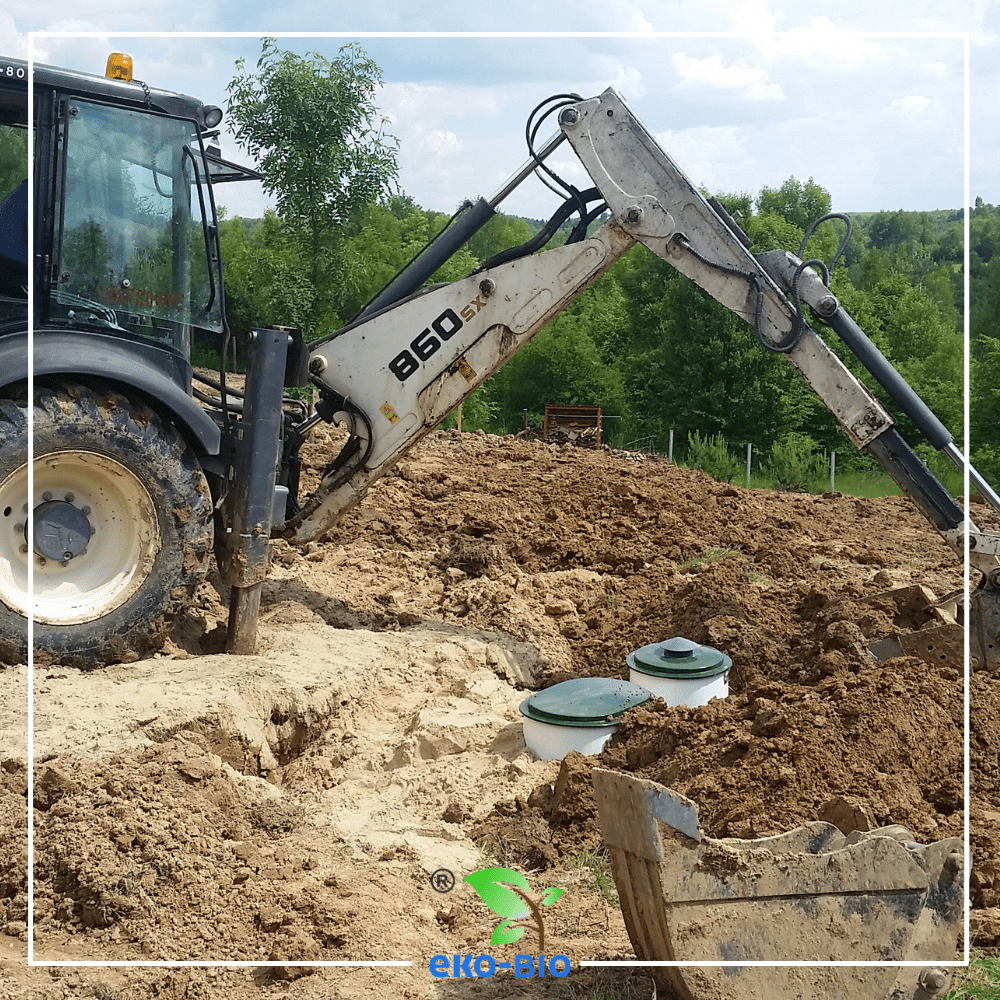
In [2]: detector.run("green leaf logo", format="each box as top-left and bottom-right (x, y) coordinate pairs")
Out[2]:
(462, 866), (565, 951)
(463, 867), (530, 919)
(490, 918), (526, 946)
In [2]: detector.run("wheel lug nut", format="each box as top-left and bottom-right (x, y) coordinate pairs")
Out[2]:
(21, 503), (27, 514)
(42, 491), (52, 501)
(13, 523), (22, 533)
(37, 556), (46, 566)
(81, 506), (91, 516)
(65, 493), (75, 503)
(19, 544), (27, 554)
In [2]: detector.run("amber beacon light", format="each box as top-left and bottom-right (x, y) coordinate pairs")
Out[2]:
(105, 52), (133, 81)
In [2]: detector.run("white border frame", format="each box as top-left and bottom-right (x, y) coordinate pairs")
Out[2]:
(25, 28), (971, 977)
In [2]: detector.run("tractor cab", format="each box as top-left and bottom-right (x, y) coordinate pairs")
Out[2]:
(49, 92), (224, 358)
(0, 53), (260, 366)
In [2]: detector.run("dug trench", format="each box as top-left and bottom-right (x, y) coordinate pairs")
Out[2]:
(1, 429), (998, 999)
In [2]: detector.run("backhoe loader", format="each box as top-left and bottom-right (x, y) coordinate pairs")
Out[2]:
(0, 53), (996, 996)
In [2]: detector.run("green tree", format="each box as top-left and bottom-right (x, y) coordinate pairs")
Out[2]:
(972, 254), (1000, 354)
(830, 273), (963, 452)
(465, 212), (536, 263)
(0, 125), (28, 200)
(60, 220), (112, 292)
(970, 201), (1000, 263)
(971, 335), (1000, 483)
(226, 39), (399, 337)
(746, 211), (804, 254)
(336, 202), (521, 322)
(219, 210), (316, 341)
(868, 209), (918, 249)
(616, 249), (811, 453)
(755, 177), (831, 231)
(711, 191), (753, 224)
(488, 292), (627, 431)
(920, 264), (960, 330)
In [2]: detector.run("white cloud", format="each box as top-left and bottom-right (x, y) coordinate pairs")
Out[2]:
(725, 0), (784, 38)
(628, 7), (656, 34)
(1, 14), (29, 58)
(652, 125), (749, 194)
(671, 51), (784, 101)
(426, 129), (462, 155)
(584, 62), (646, 100)
(13, 25), (979, 213)
(381, 81), (508, 125)
(891, 94), (932, 114)
(542, 154), (592, 191)
(376, 79), (541, 213)
(774, 19), (887, 71)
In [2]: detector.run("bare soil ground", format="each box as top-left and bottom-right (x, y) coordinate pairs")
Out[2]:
(1, 428), (998, 1000)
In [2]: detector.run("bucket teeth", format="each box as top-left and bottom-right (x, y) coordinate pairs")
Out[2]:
(866, 585), (964, 668)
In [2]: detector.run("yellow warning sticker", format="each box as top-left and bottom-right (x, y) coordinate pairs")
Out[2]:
(455, 358), (476, 382)
(380, 402), (399, 424)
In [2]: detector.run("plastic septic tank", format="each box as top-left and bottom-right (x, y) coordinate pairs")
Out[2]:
(519, 677), (651, 761)
(627, 636), (732, 706)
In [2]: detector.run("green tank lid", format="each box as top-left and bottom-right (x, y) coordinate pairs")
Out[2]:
(628, 636), (732, 680)
(519, 677), (651, 727)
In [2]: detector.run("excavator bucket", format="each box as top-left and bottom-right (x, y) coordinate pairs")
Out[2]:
(866, 584), (964, 667)
(591, 768), (964, 1000)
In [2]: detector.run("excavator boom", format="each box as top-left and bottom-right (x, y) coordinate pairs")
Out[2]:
(278, 88), (998, 671)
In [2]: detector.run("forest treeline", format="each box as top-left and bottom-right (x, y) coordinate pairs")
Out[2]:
(213, 42), (997, 494)
(218, 181), (999, 491)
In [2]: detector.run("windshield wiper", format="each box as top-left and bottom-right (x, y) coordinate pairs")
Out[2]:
(52, 288), (127, 331)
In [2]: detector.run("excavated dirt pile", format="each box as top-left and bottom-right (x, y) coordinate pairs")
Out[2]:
(2, 428), (998, 999)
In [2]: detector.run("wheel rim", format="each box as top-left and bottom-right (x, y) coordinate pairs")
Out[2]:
(0, 450), (161, 625)
(0, 459), (29, 620)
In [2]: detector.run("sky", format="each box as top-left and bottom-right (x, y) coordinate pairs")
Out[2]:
(4, 2), (998, 225)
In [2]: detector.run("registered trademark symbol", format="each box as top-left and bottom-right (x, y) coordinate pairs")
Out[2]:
(430, 868), (456, 892)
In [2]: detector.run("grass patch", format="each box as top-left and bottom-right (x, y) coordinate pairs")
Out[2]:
(88, 986), (125, 1000)
(676, 547), (738, 572)
(942, 952), (1000, 999)
(190, 344), (225, 370)
(248, 799), (306, 837)
(603, 593), (632, 610)
(568, 848), (618, 908)
(473, 833), (523, 872)
(576, 970), (658, 1000)
(827, 470), (904, 498)
(746, 469), (910, 498)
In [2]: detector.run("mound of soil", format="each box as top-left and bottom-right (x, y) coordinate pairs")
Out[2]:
(3, 429), (997, 998)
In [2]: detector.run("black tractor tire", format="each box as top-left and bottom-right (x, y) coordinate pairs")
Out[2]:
(1, 381), (213, 669)
(0, 382), (28, 665)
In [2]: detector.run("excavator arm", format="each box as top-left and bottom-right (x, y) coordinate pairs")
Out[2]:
(259, 87), (999, 669)
(215, 90), (993, 988)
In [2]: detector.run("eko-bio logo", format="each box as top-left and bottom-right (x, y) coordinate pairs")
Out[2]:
(428, 866), (571, 979)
